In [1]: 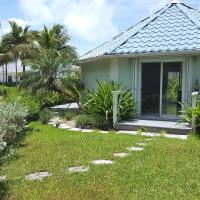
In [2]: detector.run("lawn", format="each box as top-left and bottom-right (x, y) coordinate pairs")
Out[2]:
(1, 122), (200, 200)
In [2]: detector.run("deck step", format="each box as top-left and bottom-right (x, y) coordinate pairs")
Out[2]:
(116, 119), (192, 135)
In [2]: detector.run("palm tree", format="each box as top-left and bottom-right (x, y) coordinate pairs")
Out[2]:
(1, 21), (33, 85)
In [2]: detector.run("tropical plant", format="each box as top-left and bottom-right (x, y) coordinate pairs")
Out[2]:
(39, 108), (52, 124)
(75, 114), (97, 129)
(179, 99), (200, 133)
(83, 80), (136, 129)
(0, 21), (34, 85)
(0, 98), (28, 144)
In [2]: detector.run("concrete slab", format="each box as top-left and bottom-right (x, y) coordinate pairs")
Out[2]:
(112, 153), (129, 158)
(69, 128), (82, 131)
(68, 166), (89, 172)
(117, 131), (138, 135)
(164, 134), (188, 140)
(26, 172), (52, 181)
(127, 147), (144, 151)
(81, 129), (94, 133)
(92, 160), (113, 165)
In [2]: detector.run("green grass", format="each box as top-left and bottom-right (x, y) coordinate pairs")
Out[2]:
(1, 122), (200, 200)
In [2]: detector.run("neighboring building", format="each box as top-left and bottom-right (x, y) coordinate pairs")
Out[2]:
(79, 1), (200, 120)
(0, 61), (22, 83)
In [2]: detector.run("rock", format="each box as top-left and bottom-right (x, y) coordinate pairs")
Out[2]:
(69, 128), (82, 131)
(59, 123), (70, 129)
(136, 142), (147, 146)
(68, 166), (89, 172)
(112, 153), (129, 158)
(0, 176), (6, 182)
(81, 129), (94, 133)
(26, 172), (52, 181)
(117, 131), (138, 135)
(91, 160), (113, 165)
(127, 147), (144, 151)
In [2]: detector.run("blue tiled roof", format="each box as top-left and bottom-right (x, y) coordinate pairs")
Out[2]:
(79, 3), (200, 61)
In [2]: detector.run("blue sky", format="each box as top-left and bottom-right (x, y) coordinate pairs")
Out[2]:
(1, 0), (200, 56)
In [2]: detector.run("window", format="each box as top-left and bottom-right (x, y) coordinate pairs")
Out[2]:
(8, 75), (12, 83)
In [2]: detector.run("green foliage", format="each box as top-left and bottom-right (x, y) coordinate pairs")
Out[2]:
(179, 99), (200, 132)
(39, 108), (52, 124)
(4, 87), (41, 121)
(0, 86), (7, 96)
(83, 80), (136, 128)
(0, 99), (28, 146)
(75, 114), (97, 129)
(59, 110), (76, 121)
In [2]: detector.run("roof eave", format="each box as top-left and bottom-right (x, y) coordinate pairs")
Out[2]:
(78, 50), (200, 64)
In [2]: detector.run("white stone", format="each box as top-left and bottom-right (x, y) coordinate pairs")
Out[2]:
(141, 132), (161, 137)
(68, 166), (89, 172)
(0, 176), (6, 182)
(81, 129), (94, 133)
(99, 131), (109, 134)
(59, 124), (70, 129)
(144, 138), (153, 141)
(127, 147), (144, 151)
(136, 142), (147, 146)
(92, 160), (113, 165)
(117, 131), (138, 135)
(164, 134), (188, 140)
(69, 128), (82, 131)
(112, 152), (129, 158)
(26, 172), (52, 181)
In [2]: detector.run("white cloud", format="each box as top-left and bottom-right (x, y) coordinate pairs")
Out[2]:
(0, 18), (27, 35)
(19, 0), (118, 43)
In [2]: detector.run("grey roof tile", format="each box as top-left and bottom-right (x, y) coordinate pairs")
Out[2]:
(79, 2), (200, 61)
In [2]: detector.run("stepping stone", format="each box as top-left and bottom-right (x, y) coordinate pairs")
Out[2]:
(144, 138), (153, 141)
(112, 152), (129, 158)
(59, 124), (70, 129)
(91, 160), (113, 165)
(69, 128), (82, 131)
(127, 147), (144, 151)
(164, 134), (188, 140)
(136, 142), (147, 146)
(26, 172), (52, 181)
(0, 176), (6, 182)
(141, 132), (161, 137)
(99, 131), (109, 134)
(68, 166), (89, 172)
(82, 129), (94, 133)
(117, 131), (137, 135)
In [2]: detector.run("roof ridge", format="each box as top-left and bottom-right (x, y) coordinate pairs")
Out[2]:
(176, 3), (200, 29)
(79, 5), (168, 59)
(107, 3), (172, 54)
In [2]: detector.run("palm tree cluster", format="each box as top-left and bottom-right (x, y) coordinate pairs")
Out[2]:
(0, 21), (80, 105)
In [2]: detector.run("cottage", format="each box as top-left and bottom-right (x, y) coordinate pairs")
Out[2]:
(79, 1), (200, 122)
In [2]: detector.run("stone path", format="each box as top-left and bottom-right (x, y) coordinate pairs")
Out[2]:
(127, 147), (144, 151)
(113, 152), (129, 158)
(68, 166), (89, 172)
(26, 172), (52, 181)
(92, 160), (113, 165)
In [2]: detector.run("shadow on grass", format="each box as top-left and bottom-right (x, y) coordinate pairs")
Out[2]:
(0, 182), (9, 200)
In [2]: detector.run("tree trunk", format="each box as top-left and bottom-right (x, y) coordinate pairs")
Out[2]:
(22, 64), (26, 72)
(5, 64), (8, 84)
(15, 60), (18, 86)
(2, 65), (5, 84)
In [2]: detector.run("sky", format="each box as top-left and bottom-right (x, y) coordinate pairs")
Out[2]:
(1, 0), (200, 56)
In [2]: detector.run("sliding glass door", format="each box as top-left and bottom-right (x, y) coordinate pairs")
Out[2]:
(141, 62), (182, 118)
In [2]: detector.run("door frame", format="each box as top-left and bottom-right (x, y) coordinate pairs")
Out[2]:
(138, 57), (186, 119)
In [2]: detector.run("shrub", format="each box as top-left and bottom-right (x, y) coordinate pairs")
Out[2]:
(0, 99), (28, 144)
(75, 114), (97, 129)
(83, 80), (136, 129)
(39, 108), (52, 124)
(59, 110), (76, 121)
(0, 87), (7, 97)
(180, 99), (200, 133)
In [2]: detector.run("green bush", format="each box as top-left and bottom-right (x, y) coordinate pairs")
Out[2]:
(75, 114), (97, 129)
(39, 108), (52, 124)
(0, 86), (7, 96)
(0, 99), (28, 145)
(180, 99), (200, 133)
(59, 111), (76, 121)
(83, 80), (136, 129)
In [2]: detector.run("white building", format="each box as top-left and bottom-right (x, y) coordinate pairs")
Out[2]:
(0, 61), (22, 83)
